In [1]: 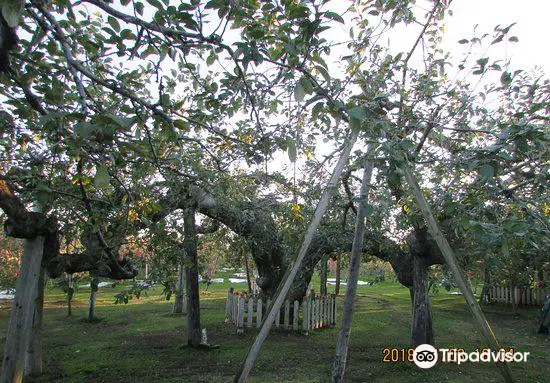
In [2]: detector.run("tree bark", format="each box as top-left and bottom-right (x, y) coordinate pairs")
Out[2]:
(320, 254), (328, 296)
(244, 251), (252, 294)
(192, 188), (286, 298)
(332, 156), (374, 383)
(410, 255), (434, 347)
(479, 266), (491, 305)
(536, 296), (550, 334)
(235, 129), (359, 383)
(401, 161), (514, 383)
(66, 274), (74, 317)
(172, 263), (186, 314)
(335, 254), (341, 296)
(1, 236), (45, 383)
(183, 204), (201, 347)
(87, 277), (98, 321)
(24, 266), (45, 376)
(1, 177), (138, 281)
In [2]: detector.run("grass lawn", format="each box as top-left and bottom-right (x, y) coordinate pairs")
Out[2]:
(0, 276), (548, 383)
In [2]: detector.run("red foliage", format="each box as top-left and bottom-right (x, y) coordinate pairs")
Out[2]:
(119, 236), (153, 261)
(0, 232), (22, 288)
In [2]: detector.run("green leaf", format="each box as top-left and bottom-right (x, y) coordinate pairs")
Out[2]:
(205, 0), (225, 9)
(478, 164), (494, 179)
(491, 35), (503, 45)
(146, 0), (163, 10)
(286, 3), (308, 19)
(97, 114), (134, 129)
(206, 51), (216, 66)
(348, 106), (366, 120)
(349, 116), (362, 132)
(294, 82), (306, 102)
(38, 112), (67, 128)
(94, 165), (111, 190)
(299, 76), (314, 94)
(476, 57), (489, 72)
(135, 2), (144, 15)
(2, 0), (24, 28)
(74, 122), (96, 139)
(324, 11), (344, 24)
(364, 203), (374, 217)
(287, 140), (297, 163)
(314, 66), (330, 83)
(500, 71), (512, 86)
(174, 119), (189, 131)
(107, 16), (121, 32)
(311, 102), (324, 119)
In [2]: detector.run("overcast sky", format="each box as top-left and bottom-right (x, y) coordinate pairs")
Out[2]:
(442, 0), (549, 71)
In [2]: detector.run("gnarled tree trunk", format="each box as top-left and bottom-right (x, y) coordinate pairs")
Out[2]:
(410, 255), (434, 347)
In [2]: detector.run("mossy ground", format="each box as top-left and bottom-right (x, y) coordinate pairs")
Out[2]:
(0, 274), (548, 382)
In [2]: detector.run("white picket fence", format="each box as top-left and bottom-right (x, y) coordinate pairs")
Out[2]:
(225, 289), (336, 334)
(489, 285), (550, 306)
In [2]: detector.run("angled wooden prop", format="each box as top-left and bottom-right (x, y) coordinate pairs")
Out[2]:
(401, 160), (514, 383)
(332, 154), (374, 382)
(234, 130), (359, 383)
(1, 237), (45, 383)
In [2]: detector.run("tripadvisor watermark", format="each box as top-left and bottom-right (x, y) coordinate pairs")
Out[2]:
(381, 345), (529, 369)
(413, 344), (529, 369)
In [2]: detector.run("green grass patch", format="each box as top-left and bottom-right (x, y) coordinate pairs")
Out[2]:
(0, 280), (548, 382)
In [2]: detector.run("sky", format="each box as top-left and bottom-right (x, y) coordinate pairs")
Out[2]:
(27, 1), (548, 184)
(442, 0), (549, 72)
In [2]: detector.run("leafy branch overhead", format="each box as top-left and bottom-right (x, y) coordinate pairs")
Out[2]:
(0, 1), (547, 380)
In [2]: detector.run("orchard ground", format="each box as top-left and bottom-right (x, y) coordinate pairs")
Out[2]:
(0, 273), (548, 383)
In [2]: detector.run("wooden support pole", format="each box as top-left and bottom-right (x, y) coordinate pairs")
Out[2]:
(401, 161), (514, 383)
(234, 130), (359, 382)
(1, 237), (45, 383)
(25, 266), (45, 376)
(173, 263), (186, 314)
(332, 157), (374, 383)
